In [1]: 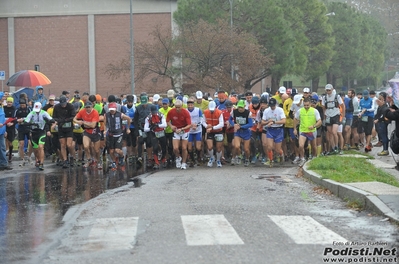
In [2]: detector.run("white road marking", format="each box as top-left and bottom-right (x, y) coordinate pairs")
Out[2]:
(84, 217), (139, 251)
(181, 214), (244, 246)
(268, 215), (347, 244)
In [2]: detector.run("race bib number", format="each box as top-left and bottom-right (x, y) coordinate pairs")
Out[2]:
(236, 117), (246, 125)
(214, 134), (223, 142)
(155, 130), (165, 138)
(62, 122), (71, 128)
(325, 116), (330, 124)
(361, 116), (368, 122)
(139, 130), (147, 138)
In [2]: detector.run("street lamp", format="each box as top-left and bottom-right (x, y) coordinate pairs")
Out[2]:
(130, 0), (135, 95)
(229, 0), (234, 80)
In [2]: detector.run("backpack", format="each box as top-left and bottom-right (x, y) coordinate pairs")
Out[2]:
(324, 94), (339, 109)
(390, 130), (399, 154)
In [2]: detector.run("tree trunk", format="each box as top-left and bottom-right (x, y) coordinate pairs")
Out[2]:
(312, 78), (320, 94)
(326, 72), (333, 84)
(332, 75), (337, 89)
(271, 75), (280, 94)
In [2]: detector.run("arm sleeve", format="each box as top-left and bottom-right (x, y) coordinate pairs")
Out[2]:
(143, 118), (150, 132)
(159, 115), (167, 128)
(212, 114), (224, 130)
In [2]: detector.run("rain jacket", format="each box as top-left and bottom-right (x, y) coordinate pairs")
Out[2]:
(0, 107), (5, 135)
(31, 86), (47, 106)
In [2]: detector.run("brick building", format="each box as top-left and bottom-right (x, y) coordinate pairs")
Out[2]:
(0, 0), (176, 98)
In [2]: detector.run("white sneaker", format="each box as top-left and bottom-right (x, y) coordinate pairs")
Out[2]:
(216, 160), (222, 168)
(292, 157), (300, 164)
(230, 157), (236, 165)
(207, 156), (214, 167)
(235, 156), (241, 165)
(181, 163), (187, 170)
(176, 157), (182, 169)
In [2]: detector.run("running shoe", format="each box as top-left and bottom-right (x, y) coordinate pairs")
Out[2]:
(176, 156), (182, 169)
(97, 163), (103, 170)
(292, 157), (300, 164)
(118, 157), (125, 166)
(264, 160), (273, 167)
(251, 156), (257, 164)
(244, 159), (249, 167)
(216, 160), (222, 168)
(111, 162), (117, 171)
(377, 150), (389, 156)
(207, 156), (214, 167)
(38, 164), (44, 171)
(230, 157), (236, 166)
(181, 163), (187, 170)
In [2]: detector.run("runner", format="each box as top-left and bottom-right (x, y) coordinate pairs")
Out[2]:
(4, 97), (16, 163)
(203, 101), (224, 168)
(261, 98), (286, 167)
(322, 84), (345, 155)
(187, 97), (205, 167)
(166, 99), (192, 170)
(104, 102), (131, 170)
(24, 102), (54, 170)
(294, 98), (322, 166)
(73, 101), (102, 169)
(229, 100), (253, 166)
(159, 98), (174, 167)
(15, 99), (33, 166)
(144, 104), (167, 169)
(358, 90), (375, 152)
(52, 95), (76, 168)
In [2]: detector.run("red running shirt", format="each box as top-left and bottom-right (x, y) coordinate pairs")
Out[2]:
(75, 108), (100, 134)
(166, 108), (191, 132)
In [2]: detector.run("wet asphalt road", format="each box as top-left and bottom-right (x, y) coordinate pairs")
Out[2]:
(1, 160), (398, 264)
(0, 159), (141, 263)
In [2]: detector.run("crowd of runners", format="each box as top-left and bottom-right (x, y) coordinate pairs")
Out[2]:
(1, 83), (396, 171)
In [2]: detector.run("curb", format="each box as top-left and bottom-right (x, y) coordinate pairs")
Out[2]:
(302, 163), (399, 224)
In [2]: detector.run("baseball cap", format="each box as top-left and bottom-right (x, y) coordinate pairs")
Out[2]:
(162, 98), (169, 104)
(251, 96), (260, 104)
(291, 88), (298, 96)
(303, 87), (310, 93)
(225, 100), (233, 108)
(19, 99), (27, 105)
(293, 94), (303, 104)
(268, 98), (277, 106)
(62, 90), (70, 95)
(84, 101), (93, 108)
(150, 104), (158, 114)
(237, 100), (246, 108)
(140, 95), (148, 104)
(196, 91), (203, 99)
(260, 97), (268, 104)
(369, 90), (376, 95)
(108, 102), (117, 111)
(325, 84), (333, 90)
(33, 102), (42, 112)
(245, 91), (253, 97)
(312, 94), (319, 101)
(208, 101), (216, 111)
(74, 94), (80, 99)
(278, 86), (286, 94)
(153, 94), (160, 102)
(49, 94), (56, 100)
(59, 95), (67, 106)
(362, 90), (369, 97)
(176, 95), (183, 101)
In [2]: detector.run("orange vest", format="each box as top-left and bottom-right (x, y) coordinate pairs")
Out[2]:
(204, 109), (223, 133)
(249, 104), (259, 132)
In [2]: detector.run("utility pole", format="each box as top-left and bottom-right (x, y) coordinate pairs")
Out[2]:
(130, 0), (135, 95)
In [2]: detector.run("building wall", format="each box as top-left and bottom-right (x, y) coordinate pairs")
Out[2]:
(14, 16), (89, 96)
(95, 13), (171, 98)
(0, 19), (8, 91)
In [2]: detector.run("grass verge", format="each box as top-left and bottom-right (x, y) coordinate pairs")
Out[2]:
(307, 156), (399, 187)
